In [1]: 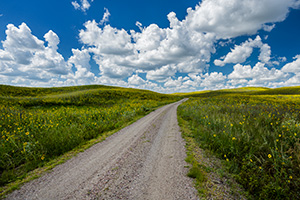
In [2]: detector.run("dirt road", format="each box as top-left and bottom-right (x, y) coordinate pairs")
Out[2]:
(6, 99), (198, 200)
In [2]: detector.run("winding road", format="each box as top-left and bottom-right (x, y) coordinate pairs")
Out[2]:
(6, 99), (198, 200)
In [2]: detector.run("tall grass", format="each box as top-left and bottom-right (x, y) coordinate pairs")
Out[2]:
(0, 85), (179, 187)
(178, 94), (300, 199)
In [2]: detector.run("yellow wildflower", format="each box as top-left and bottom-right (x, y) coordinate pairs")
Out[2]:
(268, 154), (272, 158)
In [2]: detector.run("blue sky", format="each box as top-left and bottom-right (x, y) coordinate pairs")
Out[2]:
(0, 0), (300, 93)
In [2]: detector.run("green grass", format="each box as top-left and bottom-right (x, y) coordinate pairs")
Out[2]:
(0, 84), (181, 190)
(174, 87), (269, 98)
(178, 89), (300, 199)
(176, 86), (300, 98)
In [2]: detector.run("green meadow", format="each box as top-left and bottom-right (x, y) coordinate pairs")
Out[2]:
(0, 85), (179, 189)
(178, 87), (300, 199)
(1, 85), (300, 199)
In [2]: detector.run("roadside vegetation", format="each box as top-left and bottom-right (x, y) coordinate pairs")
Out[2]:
(0, 85), (180, 190)
(178, 87), (300, 199)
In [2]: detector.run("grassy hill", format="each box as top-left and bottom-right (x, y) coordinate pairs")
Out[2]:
(0, 85), (180, 192)
(176, 86), (300, 97)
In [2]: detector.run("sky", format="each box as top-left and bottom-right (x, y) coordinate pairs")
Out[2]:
(0, 0), (300, 93)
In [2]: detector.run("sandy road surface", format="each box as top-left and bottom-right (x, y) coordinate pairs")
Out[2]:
(6, 99), (198, 200)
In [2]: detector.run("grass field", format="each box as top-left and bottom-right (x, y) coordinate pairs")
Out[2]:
(2, 84), (300, 199)
(0, 85), (180, 188)
(178, 87), (300, 199)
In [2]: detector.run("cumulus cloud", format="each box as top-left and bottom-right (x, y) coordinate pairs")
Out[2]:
(214, 36), (272, 66)
(281, 55), (300, 73)
(200, 72), (227, 89)
(146, 65), (177, 82)
(79, 14), (216, 79)
(228, 62), (288, 86)
(128, 74), (146, 85)
(185, 0), (299, 39)
(0, 23), (69, 85)
(164, 77), (184, 88)
(64, 48), (95, 85)
(76, 0), (299, 88)
(44, 30), (60, 50)
(80, 21), (134, 55)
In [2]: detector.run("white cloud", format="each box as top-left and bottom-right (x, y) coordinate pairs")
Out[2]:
(281, 55), (300, 73)
(95, 56), (135, 79)
(279, 74), (300, 86)
(164, 77), (183, 88)
(133, 24), (166, 52)
(64, 48), (95, 85)
(44, 30), (60, 50)
(80, 21), (134, 55)
(214, 36), (273, 66)
(146, 65), (176, 82)
(228, 62), (288, 85)
(200, 72), (227, 89)
(263, 24), (276, 32)
(71, 0), (92, 12)
(2, 23), (44, 65)
(128, 74), (146, 85)
(100, 8), (111, 25)
(258, 43), (272, 64)
(71, 1), (80, 10)
(0, 23), (69, 85)
(81, 0), (91, 11)
(94, 76), (128, 88)
(135, 21), (143, 31)
(79, 14), (216, 79)
(185, 0), (298, 39)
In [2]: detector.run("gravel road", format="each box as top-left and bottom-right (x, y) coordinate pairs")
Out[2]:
(6, 99), (198, 200)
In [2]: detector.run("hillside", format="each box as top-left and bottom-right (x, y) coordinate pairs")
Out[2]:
(0, 85), (178, 107)
(0, 84), (180, 193)
(176, 86), (300, 97)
